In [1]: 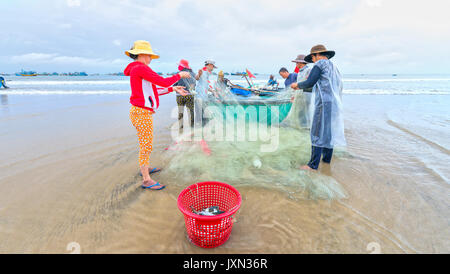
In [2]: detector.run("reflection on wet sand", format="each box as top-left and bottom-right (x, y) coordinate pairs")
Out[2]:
(1, 94), (8, 105)
(0, 94), (448, 253)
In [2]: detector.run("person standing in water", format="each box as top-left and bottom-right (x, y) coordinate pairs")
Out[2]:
(279, 67), (297, 89)
(291, 45), (346, 170)
(124, 40), (191, 190)
(174, 59), (196, 134)
(195, 60), (217, 96)
(291, 54), (313, 127)
(194, 60), (217, 126)
(214, 70), (231, 97)
(292, 54), (311, 81)
(267, 75), (279, 89)
(0, 76), (9, 89)
(292, 54), (307, 74)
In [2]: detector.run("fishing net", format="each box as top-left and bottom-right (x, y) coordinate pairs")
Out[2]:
(165, 74), (346, 200)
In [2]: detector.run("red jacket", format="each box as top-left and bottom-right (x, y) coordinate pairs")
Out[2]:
(124, 61), (181, 111)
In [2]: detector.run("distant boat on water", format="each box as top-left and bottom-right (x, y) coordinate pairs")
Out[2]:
(16, 69), (37, 76)
(231, 72), (246, 76)
(71, 72), (88, 76)
(61, 72), (88, 76)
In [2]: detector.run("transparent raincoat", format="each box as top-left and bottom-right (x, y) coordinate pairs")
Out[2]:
(308, 59), (346, 148)
(281, 65), (312, 129)
(194, 70), (213, 126)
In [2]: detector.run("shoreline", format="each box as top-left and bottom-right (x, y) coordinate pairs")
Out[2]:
(0, 93), (448, 253)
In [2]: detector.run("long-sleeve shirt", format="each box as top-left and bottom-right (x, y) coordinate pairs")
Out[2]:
(124, 61), (180, 111)
(296, 66), (322, 92)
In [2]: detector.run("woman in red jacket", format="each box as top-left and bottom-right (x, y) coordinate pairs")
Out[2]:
(124, 40), (191, 190)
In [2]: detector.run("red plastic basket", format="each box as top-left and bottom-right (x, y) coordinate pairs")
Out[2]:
(177, 181), (242, 248)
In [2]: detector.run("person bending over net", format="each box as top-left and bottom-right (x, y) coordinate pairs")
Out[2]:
(266, 75), (279, 90)
(0, 77), (9, 89)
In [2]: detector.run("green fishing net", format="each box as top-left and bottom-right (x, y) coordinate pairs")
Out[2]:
(164, 81), (346, 200)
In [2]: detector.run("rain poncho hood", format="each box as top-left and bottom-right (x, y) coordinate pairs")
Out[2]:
(310, 59), (346, 148)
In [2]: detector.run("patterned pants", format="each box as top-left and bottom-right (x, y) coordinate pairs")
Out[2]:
(176, 95), (195, 131)
(130, 105), (154, 167)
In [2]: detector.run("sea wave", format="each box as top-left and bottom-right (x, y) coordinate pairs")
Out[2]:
(7, 80), (129, 85)
(7, 78), (450, 87)
(0, 90), (130, 95)
(343, 89), (450, 95)
(1, 89), (449, 95)
(344, 78), (450, 82)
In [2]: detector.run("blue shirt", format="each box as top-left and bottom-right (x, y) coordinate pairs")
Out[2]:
(284, 73), (298, 88)
(0, 77), (8, 89)
(268, 79), (277, 86)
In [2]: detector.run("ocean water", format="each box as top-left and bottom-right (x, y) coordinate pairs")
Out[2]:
(1, 73), (449, 177)
(2, 74), (450, 95)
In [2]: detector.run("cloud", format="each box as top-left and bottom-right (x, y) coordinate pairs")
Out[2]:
(58, 23), (72, 29)
(1, 0), (450, 74)
(67, 0), (81, 7)
(365, 0), (383, 8)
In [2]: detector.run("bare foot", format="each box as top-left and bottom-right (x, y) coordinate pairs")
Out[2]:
(299, 165), (314, 171)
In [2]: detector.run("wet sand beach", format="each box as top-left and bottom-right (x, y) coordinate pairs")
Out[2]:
(0, 86), (449, 253)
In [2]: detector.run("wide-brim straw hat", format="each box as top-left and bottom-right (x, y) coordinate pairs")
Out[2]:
(304, 44), (335, 63)
(125, 40), (160, 59)
(291, 54), (308, 64)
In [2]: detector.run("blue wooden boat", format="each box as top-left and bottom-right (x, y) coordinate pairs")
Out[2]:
(16, 70), (37, 76)
(210, 95), (292, 125)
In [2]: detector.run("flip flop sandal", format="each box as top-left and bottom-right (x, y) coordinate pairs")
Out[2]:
(141, 182), (165, 190)
(139, 167), (162, 176)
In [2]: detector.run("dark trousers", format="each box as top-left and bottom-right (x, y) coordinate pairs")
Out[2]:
(177, 95), (195, 132)
(307, 146), (333, 170)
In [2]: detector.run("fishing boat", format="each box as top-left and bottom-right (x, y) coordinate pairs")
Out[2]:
(231, 72), (246, 76)
(16, 70), (37, 76)
(68, 72), (88, 76)
(209, 94), (292, 125)
(229, 86), (282, 97)
(210, 68), (291, 125)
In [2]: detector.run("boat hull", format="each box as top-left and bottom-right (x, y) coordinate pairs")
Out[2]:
(209, 97), (292, 125)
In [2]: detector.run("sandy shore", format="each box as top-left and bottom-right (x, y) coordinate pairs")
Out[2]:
(0, 93), (448, 253)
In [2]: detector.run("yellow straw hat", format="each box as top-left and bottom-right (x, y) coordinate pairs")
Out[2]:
(125, 40), (160, 59)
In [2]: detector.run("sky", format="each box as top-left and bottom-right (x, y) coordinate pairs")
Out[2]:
(1, 0), (450, 74)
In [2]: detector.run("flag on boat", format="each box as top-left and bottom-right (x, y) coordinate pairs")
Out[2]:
(246, 68), (256, 79)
